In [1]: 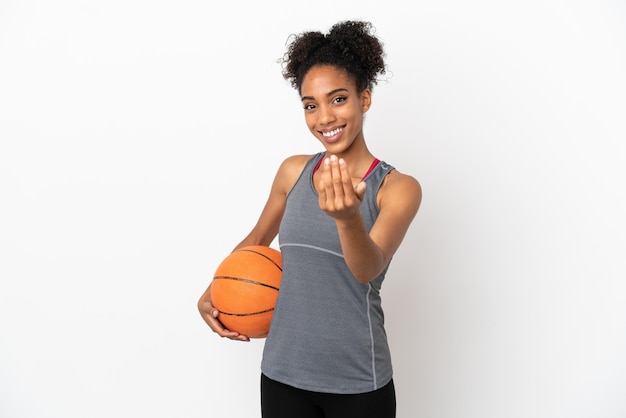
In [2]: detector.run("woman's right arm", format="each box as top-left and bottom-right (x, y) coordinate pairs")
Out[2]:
(197, 155), (310, 341)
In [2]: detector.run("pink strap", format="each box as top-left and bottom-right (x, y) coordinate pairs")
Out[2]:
(361, 158), (381, 181)
(313, 154), (380, 181)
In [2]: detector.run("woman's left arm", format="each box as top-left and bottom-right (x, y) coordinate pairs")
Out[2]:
(318, 156), (422, 283)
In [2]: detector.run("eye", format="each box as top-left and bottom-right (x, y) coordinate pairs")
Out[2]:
(333, 96), (347, 105)
(303, 103), (316, 111)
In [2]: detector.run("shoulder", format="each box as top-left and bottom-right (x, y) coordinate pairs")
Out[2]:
(379, 167), (422, 214)
(276, 154), (317, 179)
(272, 154), (318, 194)
(278, 154), (317, 170)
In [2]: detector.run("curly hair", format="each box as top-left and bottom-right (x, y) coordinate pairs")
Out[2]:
(280, 20), (386, 94)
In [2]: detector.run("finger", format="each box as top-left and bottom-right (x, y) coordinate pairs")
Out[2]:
(200, 304), (243, 339)
(338, 158), (357, 199)
(329, 155), (345, 200)
(202, 307), (228, 333)
(216, 322), (249, 341)
(199, 286), (249, 341)
(354, 181), (367, 201)
(322, 157), (336, 205)
(210, 311), (251, 341)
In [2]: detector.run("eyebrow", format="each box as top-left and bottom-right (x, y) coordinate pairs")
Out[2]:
(301, 88), (349, 102)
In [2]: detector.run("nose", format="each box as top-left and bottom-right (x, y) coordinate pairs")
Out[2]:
(318, 104), (336, 126)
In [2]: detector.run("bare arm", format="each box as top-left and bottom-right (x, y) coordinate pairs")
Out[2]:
(197, 155), (310, 340)
(318, 155), (421, 283)
(231, 154), (310, 249)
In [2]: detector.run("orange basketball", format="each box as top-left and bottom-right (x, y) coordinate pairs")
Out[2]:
(210, 245), (282, 338)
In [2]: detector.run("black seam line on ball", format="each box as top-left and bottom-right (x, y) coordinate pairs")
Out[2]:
(213, 276), (280, 291)
(235, 248), (283, 271)
(219, 307), (275, 316)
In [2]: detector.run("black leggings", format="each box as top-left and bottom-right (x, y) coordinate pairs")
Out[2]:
(261, 374), (396, 418)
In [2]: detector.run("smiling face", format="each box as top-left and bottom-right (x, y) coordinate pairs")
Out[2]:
(300, 65), (371, 156)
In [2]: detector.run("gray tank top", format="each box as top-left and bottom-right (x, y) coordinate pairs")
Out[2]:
(261, 152), (395, 394)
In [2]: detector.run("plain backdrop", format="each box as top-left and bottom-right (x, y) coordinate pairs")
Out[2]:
(1, 1), (625, 417)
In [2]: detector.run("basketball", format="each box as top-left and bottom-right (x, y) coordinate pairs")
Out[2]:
(210, 245), (282, 338)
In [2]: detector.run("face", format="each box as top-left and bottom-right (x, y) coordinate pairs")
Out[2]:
(300, 65), (371, 155)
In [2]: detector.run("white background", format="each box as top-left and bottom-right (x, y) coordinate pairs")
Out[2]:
(1, 1), (625, 417)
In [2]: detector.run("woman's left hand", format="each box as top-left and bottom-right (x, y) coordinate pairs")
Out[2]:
(318, 155), (367, 220)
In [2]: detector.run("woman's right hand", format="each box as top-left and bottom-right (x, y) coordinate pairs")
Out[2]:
(197, 284), (250, 342)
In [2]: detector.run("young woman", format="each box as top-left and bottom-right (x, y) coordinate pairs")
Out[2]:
(198, 20), (422, 418)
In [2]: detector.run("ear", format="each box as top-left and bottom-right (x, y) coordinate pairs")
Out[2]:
(360, 89), (372, 112)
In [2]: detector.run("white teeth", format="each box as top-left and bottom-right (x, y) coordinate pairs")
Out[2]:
(323, 128), (342, 137)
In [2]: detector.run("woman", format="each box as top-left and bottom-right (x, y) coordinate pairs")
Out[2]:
(198, 20), (422, 418)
